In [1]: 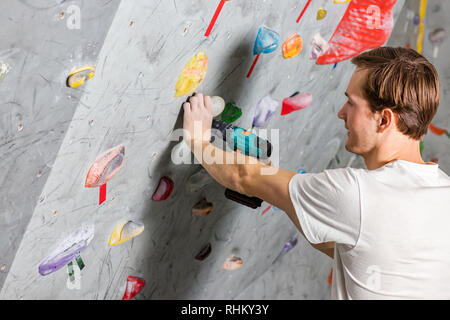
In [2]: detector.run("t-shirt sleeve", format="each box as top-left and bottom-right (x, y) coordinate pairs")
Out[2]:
(288, 168), (361, 246)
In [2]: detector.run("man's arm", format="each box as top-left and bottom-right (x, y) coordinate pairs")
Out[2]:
(183, 93), (335, 258)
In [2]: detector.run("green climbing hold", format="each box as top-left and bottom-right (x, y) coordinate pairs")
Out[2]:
(420, 141), (424, 154)
(221, 102), (242, 123)
(67, 261), (75, 282)
(75, 255), (85, 270)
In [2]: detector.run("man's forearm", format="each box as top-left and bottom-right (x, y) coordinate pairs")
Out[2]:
(190, 141), (261, 195)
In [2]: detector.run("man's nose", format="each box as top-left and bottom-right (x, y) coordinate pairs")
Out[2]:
(337, 105), (346, 121)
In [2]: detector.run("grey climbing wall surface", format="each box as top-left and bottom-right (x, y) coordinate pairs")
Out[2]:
(0, 0), (121, 289)
(7, 0), (449, 300)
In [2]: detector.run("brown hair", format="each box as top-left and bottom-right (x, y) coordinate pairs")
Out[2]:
(351, 47), (440, 140)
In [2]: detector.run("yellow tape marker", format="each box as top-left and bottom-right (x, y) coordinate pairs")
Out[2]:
(416, 0), (427, 54)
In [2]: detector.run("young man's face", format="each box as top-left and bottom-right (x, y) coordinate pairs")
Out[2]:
(337, 68), (380, 156)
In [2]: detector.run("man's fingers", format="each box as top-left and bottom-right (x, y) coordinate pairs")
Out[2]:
(195, 93), (204, 108)
(189, 96), (199, 111)
(204, 95), (213, 114)
(183, 102), (191, 114)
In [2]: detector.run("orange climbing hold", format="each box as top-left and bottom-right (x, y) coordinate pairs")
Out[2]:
(429, 123), (447, 136)
(282, 33), (303, 59)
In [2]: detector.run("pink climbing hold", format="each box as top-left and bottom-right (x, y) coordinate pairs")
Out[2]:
(281, 92), (312, 116)
(122, 276), (146, 300)
(152, 176), (174, 201)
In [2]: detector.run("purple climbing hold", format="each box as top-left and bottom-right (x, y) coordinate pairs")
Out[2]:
(253, 94), (279, 128)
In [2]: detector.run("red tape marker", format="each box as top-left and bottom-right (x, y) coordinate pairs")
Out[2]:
(246, 54), (260, 78)
(296, 0), (312, 23)
(205, 0), (226, 37)
(99, 183), (106, 205)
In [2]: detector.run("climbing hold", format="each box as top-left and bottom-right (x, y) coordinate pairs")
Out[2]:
(66, 65), (96, 88)
(334, 0), (351, 3)
(316, 8), (327, 20)
(204, 0), (230, 37)
(328, 269), (333, 285)
(429, 28), (447, 58)
(282, 237), (298, 252)
(281, 92), (312, 116)
(152, 176), (174, 201)
(175, 51), (208, 97)
(38, 224), (95, 276)
(0, 62), (10, 81)
(211, 96), (226, 117)
(75, 255), (84, 270)
(222, 256), (243, 270)
(108, 221), (145, 247)
(186, 168), (214, 193)
(221, 102), (242, 123)
(122, 276), (146, 300)
(429, 123), (448, 136)
(420, 141), (424, 154)
(85, 145), (125, 205)
(253, 26), (280, 55)
(192, 198), (213, 216)
(253, 94), (278, 128)
(316, 0), (397, 65)
(85, 145), (125, 188)
(413, 13), (420, 26)
(429, 28), (447, 44)
(195, 243), (212, 261)
(247, 26), (280, 78)
(67, 261), (75, 282)
(310, 33), (329, 60)
(282, 33), (303, 59)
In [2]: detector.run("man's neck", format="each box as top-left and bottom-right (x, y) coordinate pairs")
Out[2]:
(362, 142), (427, 170)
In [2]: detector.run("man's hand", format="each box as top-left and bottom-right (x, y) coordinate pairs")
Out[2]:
(183, 93), (213, 150)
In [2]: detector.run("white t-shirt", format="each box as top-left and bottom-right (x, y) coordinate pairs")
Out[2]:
(289, 159), (450, 299)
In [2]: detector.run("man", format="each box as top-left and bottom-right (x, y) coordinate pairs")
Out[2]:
(182, 47), (450, 299)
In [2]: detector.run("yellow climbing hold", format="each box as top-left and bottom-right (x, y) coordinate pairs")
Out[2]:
(317, 8), (327, 20)
(334, 0), (352, 3)
(66, 65), (96, 88)
(175, 50), (208, 97)
(108, 221), (144, 247)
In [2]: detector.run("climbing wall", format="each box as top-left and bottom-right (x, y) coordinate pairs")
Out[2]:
(0, 0), (411, 299)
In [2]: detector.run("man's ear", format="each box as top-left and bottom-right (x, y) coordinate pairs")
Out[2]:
(378, 108), (396, 133)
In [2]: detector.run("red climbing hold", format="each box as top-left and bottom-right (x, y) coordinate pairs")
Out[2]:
(281, 92), (312, 116)
(316, 0), (397, 65)
(195, 243), (212, 261)
(122, 276), (146, 300)
(85, 145), (125, 205)
(152, 176), (174, 201)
